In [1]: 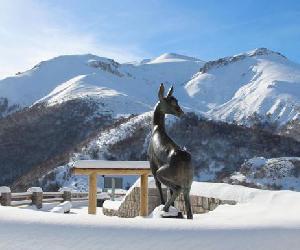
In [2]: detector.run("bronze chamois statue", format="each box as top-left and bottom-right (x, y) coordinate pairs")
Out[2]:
(148, 83), (194, 219)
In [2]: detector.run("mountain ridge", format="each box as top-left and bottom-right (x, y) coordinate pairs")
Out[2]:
(1, 48), (299, 126)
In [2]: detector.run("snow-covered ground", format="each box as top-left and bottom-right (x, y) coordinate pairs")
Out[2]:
(1, 182), (299, 250)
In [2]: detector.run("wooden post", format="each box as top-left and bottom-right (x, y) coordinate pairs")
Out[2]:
(60, 187), (72, 202)
(88, 172), (97, 214)
(0, 187), (11, 206)
(63, 190), (72, 201)
(111, 177), (115, 201)
(62, 189), (72, 201)
(31, 188), (43, 209)
(140, 173), (148, 216)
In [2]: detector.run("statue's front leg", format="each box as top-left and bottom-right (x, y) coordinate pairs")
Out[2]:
(150, 161), (165, 204)
(169, 189), (175, 206)
(183, 188), (193, 219)
(156, 165), (180, 211)
(155, 176), (165, 205)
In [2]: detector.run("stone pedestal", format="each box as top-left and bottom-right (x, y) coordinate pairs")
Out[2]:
(175, 193), (236, 214)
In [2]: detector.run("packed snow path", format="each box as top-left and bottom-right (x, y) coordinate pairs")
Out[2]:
(0, 182), (300, 250)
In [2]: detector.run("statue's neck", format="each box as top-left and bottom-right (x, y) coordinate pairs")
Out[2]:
(153, 103), (165, 130)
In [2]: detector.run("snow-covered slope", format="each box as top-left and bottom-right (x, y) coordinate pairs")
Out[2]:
(185, 48), (300, 125)
(41, 112), (153, 191)
(37, 75), (151, 116)
(230, 157), (300, 190)
(0, 54), (104, 106)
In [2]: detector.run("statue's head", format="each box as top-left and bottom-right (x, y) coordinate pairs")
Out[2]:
(157, 83), (184, 117)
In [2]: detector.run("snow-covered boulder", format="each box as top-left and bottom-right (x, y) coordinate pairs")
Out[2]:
(58, 187), (73, 192)
(102, 200), (122, 216)
(150, 205), (179, 218)
(97, 192), (110, 200)
(50, 201), (72, 213)
(103, 200), (122, 210)
(27, 187), (43, 193)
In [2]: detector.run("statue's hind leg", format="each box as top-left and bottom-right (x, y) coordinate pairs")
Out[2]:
(163, 187), (180, 212)
(183, 188), (193, 219)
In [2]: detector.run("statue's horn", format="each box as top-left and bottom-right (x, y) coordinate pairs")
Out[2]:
(166, 85), (174, 97)
(158, 83), (165, 100)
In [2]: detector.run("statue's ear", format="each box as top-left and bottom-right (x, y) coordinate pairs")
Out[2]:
(158, 83), (165, 101)
(166, 85), (174, 98)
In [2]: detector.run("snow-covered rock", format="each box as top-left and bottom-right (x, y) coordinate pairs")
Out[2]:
(58, 187), (73, 192)
(103, 200), (122, 210)
(27, 187), (43, 193)
(50, 201), (72, 213)
(150, 205), (179, 218)
(97, 192), (110, 199)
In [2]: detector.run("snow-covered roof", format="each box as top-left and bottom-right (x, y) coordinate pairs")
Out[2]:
(73, 160), (150, 169)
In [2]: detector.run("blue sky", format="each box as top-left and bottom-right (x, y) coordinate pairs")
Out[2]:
(1, 0), (300, 78)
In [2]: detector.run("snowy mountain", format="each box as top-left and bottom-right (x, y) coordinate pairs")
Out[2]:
(1, 48), (300, 191)
(0, 48), (299, 126)
(185, 48), (300, 125)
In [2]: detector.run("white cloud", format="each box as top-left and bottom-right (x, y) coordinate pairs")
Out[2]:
(0, 0), (145, 79)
